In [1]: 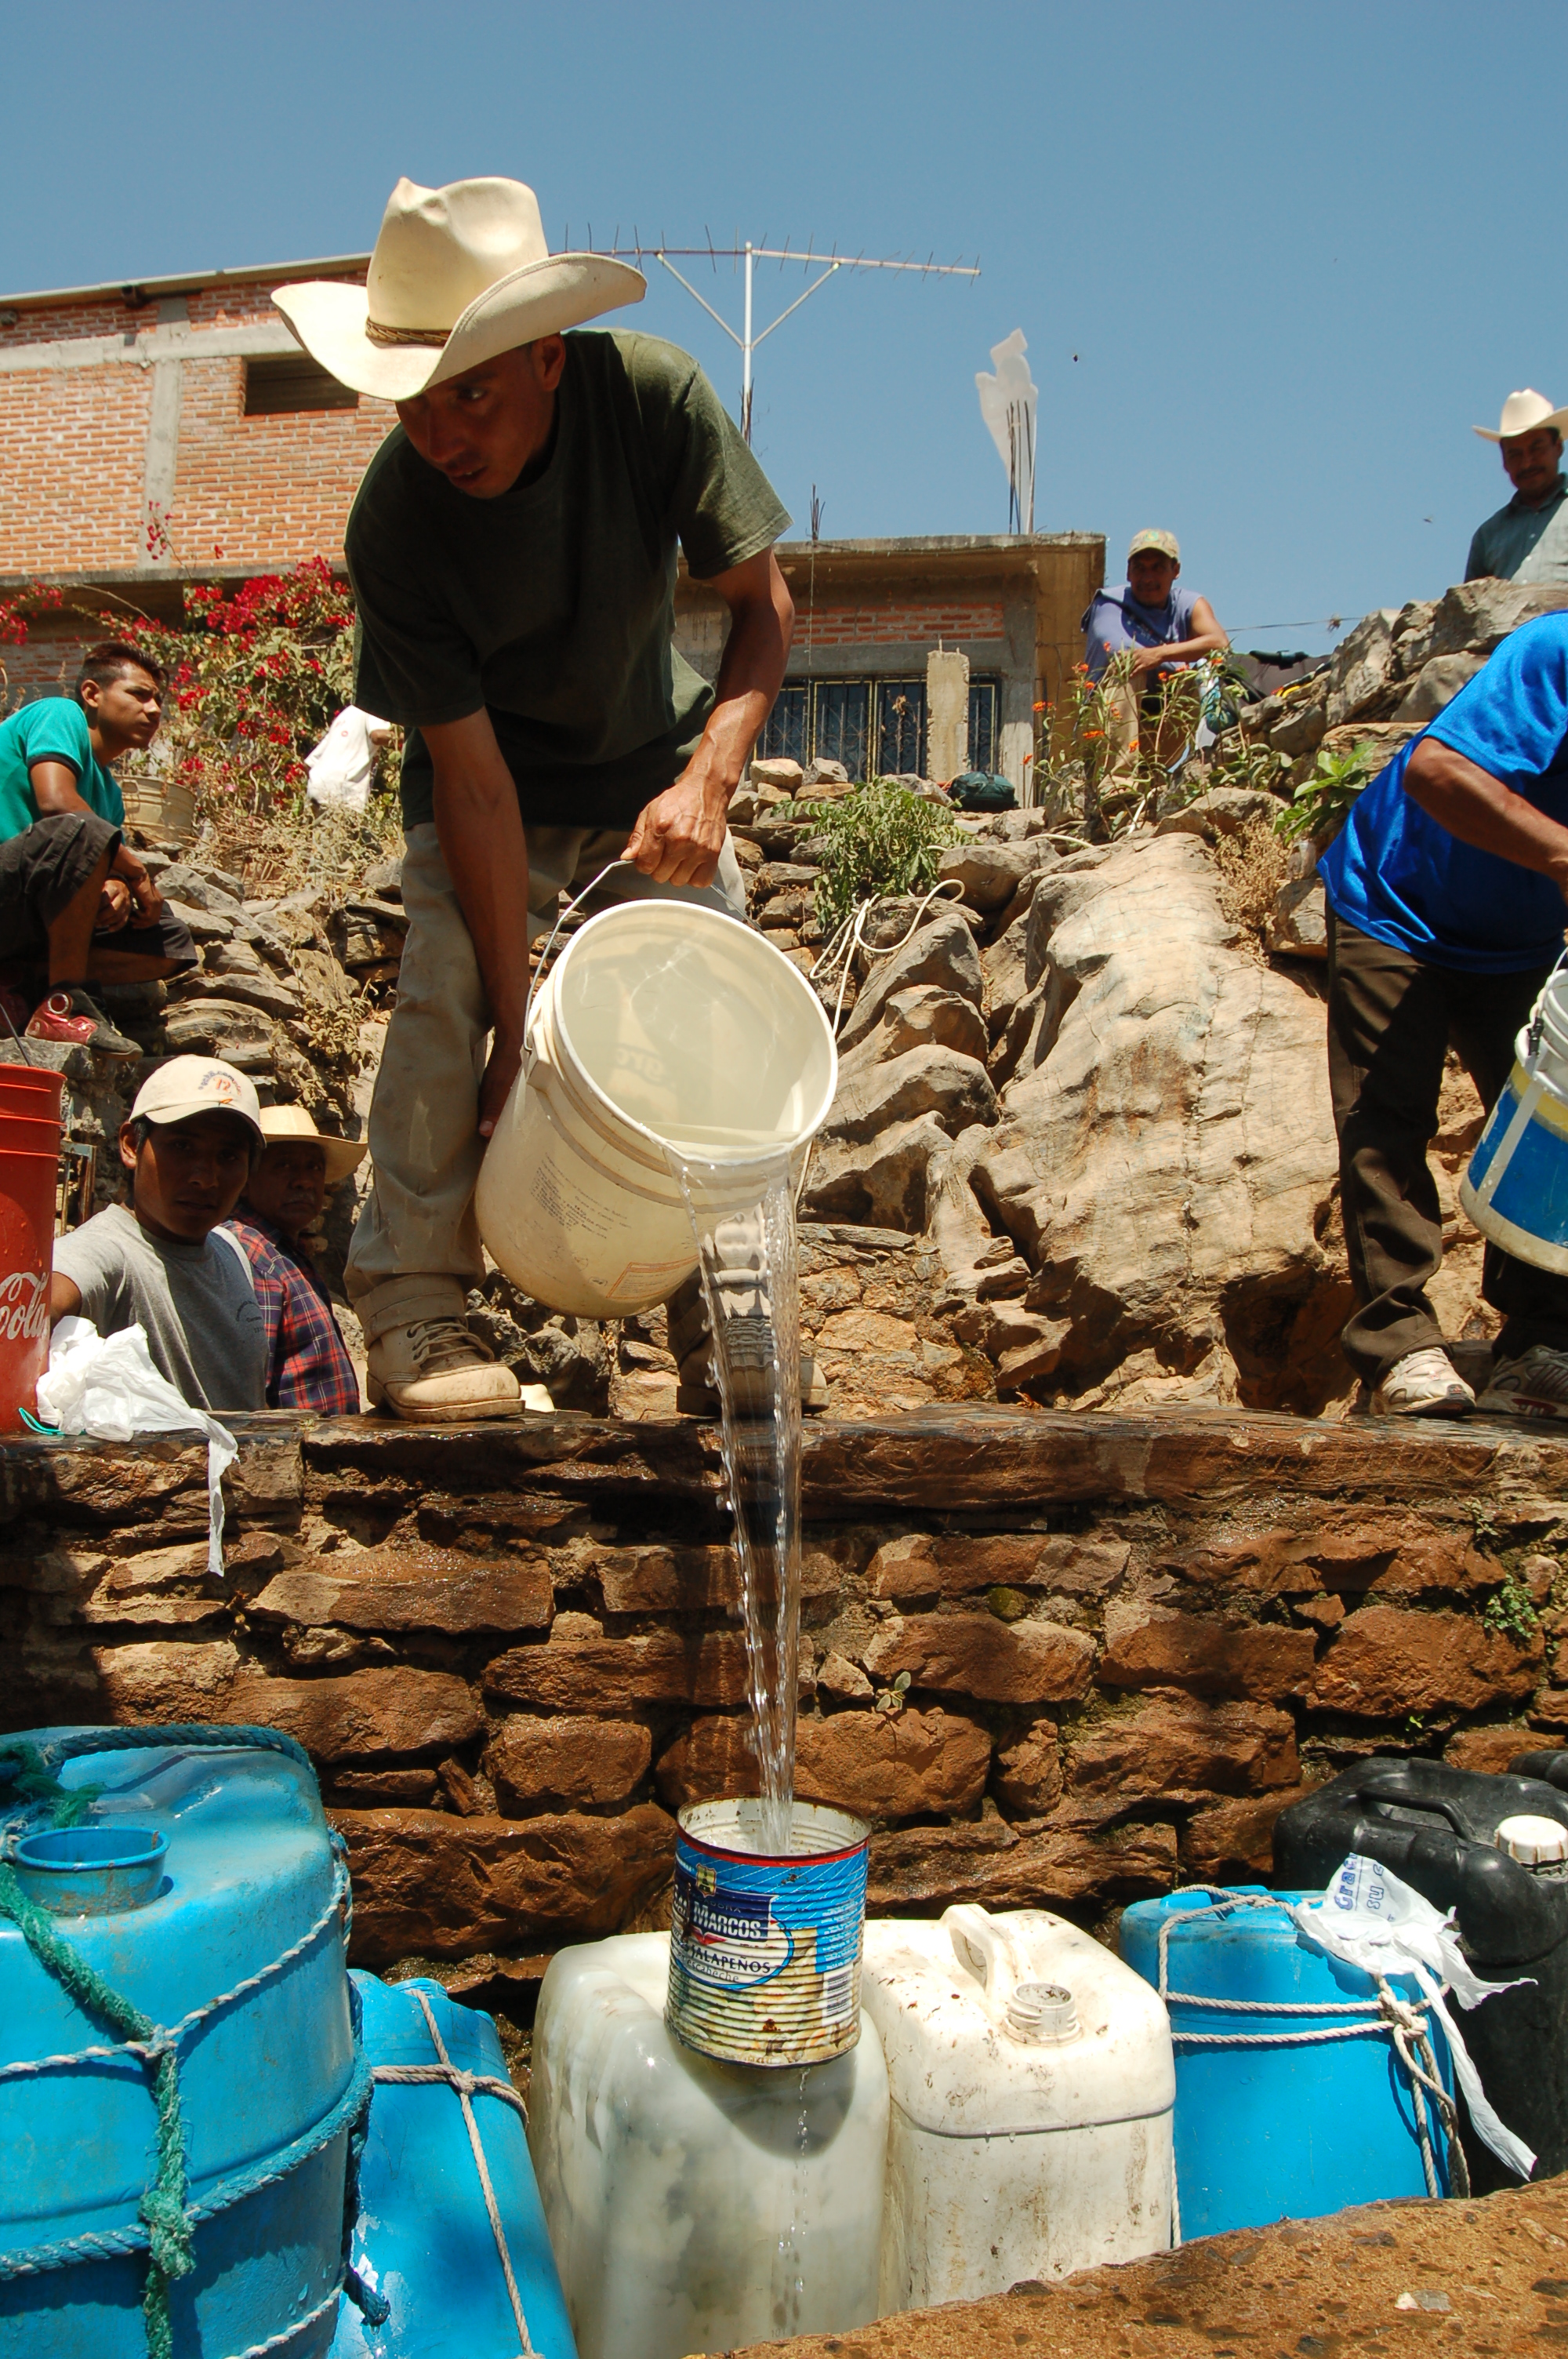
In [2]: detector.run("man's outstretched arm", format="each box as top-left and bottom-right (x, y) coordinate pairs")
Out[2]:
(425, 710), (535, 1137)
(1404, 735), (1568, 907)
(625, 547), (794, 888)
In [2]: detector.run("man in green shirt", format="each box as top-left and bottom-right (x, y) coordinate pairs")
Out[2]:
(0, 642), (196, 1056)
(1466, 389), (1568, 586)
(276, 176), (794, 1421)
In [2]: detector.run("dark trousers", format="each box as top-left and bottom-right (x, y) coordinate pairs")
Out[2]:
(1327, 910), (1568, 1380)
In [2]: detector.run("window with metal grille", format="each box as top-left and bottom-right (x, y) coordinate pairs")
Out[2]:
(760, 674), (1004, 780)
(876, 680), (927, 776)
(243, 356), (359, 416)
(968, 678), (1000, 774)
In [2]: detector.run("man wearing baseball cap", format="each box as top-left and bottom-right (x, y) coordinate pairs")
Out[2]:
(1082, 531), (1229, 792)
(50, 1056), (269, 1413)
(1466, 391), (1568, 587)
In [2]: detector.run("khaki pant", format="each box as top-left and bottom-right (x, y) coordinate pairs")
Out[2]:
(346, 820), (749, 1303)
(1327, 910), (1568, 1380)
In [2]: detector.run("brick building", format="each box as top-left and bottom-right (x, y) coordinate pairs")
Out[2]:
(0, 252), (1102, 787)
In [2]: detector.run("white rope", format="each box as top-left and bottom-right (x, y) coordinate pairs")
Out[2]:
(382, 1987), (535, 2359)
(810, 875), (967, 1034)
(1153, 1891), (1469, 2243)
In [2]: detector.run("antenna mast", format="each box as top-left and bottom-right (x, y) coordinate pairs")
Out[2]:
(605, 236), (981, 442)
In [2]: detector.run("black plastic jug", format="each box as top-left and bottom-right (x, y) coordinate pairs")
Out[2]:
(1273, 1754), (1568, 2191)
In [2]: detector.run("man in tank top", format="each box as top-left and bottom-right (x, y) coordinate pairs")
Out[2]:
(1319, 612), (1568, 1419)
(274, 176), (794, 1422)
(1082, 530), (1229, 798)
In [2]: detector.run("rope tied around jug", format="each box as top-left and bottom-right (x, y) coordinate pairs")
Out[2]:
(0, 1725), (389, 2354)
(1154, 1892), (1469, 2243)
(364, 1983), (536, 2358)
(0, 1738), (102, 1828)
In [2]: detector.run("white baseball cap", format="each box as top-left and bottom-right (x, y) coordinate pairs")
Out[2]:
(131, 1056), (264, 1143)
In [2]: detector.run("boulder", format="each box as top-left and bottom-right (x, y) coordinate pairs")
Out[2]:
(1155, 788), (1280, 841)
(487, 1714), (651, 1810)
(1266, 872), (1328, 961)
(802, 1112), (952, 1232)
(980, 912), (1031, 1030)
(752, 756), (804, 791)
(822, 1045), (998, 1147)
(227, 1667), (481, 1759)
(967, 831), (1341, 1405)
(655, 1707), (990, 1819)
(165, 971), (301, 1020)
(838, 986), (989, 1074)
(993, 1720), (1062, 1816)
(838, 907), (984, 1054)
(1324, 609), (1399, 728)
(862, 1611), (1094, 1704)
(1269, 696), (1327, 760)
(1424, 578), (1568, 662)
(1393, 651), (1486, 724)
(936, 839), (1048, 913)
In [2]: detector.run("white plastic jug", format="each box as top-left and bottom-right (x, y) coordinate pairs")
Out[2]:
(860, 1906), (1174, 2312)
(476, 903), (839, 1318)
(528, 1931), (887, 2359)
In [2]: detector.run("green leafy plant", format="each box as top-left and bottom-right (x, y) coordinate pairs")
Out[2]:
(1483, 1568), (1541, 1645)
(799, 778), (967, 936)
(1274, 740), (1378, 847)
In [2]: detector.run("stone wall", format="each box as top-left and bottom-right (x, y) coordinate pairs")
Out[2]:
(5, 1406), (1566, 1990)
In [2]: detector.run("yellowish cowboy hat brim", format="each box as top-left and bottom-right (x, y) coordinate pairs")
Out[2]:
(256, 1107), (368, 1184)
(274, 252), (647, 402)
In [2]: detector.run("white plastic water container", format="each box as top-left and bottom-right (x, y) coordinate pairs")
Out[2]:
(476, 902), (838, 1318)
(528, 1931), (888, 2359)
(861, 1905), (1174, 2312)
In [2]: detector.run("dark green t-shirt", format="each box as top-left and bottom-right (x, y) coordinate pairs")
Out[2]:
(346, 330), (791, 831)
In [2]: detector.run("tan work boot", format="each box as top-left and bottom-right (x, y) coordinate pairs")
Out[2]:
(359, 1274), (522, 1423)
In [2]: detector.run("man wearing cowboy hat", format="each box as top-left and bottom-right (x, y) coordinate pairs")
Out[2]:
(223, 1107), (367, 1414)
(274, 177), (794, 1423)
(1467, 390), (1568, 586)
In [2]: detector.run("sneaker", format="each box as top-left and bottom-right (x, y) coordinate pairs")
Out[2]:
(1477, 1345), (1568, 1423)
(359, 1274), (522, 1423)
(1370, 1347), (1475, 1419)
(25, 987), (140, 1061)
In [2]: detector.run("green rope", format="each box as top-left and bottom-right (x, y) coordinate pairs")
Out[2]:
(0, 1740), (102, 1826)
(0, 1863), (191, 2356)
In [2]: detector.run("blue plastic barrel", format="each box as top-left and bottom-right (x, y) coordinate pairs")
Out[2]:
(0, 1724), (366, 2358)
(1120, 1886), (1454, 2238)
(332, 1973), (577, 2359)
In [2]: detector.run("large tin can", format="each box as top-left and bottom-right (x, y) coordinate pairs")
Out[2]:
(666, 1799), (869, 2066)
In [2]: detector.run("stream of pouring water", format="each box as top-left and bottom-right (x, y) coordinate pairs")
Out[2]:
(670, 1148), (803, 1858)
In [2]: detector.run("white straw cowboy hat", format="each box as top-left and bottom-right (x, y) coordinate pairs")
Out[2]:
(1474, 388), (1568, 442)
(273, 176), (647, 403)
(256, 1104), (367, 1185)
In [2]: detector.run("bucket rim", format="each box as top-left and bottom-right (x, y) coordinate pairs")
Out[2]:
(677, 1796), (869, 1865)
(542, 900), (839, 1168)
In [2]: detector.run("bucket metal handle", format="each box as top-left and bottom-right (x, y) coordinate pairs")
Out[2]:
(1526, 944), (1568, 1065)
(521, 859), (637, 1078)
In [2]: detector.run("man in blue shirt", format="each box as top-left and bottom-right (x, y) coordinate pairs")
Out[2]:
(0, 642), (194, 1057)
(1319, 612), (1568, 1418)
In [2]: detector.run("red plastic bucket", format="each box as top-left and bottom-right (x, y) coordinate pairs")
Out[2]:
(0, 1072), (64, 1431)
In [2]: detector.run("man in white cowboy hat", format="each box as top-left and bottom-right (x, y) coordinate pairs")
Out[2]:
(223, 1106), (367, 1414)
(274, 177), (795, 1423)
(1467, 390), (1568, 586)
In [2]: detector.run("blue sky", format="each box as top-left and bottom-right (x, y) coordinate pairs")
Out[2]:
(0, 2), (1556, 656)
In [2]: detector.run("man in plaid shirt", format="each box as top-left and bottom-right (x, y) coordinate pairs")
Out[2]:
(224, 1109), (365, 1413)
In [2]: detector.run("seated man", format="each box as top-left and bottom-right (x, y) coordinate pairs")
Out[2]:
(51, 1056), (267, 1413)
(1318, 610), (1568, 1418)
(0, 642), (196, 1056)
(1467, 389), (1568, 586)
(1082, 531), (1229, 792)
(224, 1105), (365, 1412)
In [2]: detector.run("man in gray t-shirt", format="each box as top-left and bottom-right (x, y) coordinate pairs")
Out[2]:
(51, 1056), (268, 1414)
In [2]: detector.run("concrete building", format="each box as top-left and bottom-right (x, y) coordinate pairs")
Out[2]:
(0, 253), (1103, 788)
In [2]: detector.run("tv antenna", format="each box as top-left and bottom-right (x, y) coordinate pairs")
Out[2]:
(581, 230), (981, 441)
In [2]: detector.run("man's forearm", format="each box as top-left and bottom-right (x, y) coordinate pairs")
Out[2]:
(1405, 736), (1568, 894)
(687, 554), (794, 801)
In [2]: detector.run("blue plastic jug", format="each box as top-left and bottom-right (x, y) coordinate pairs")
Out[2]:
(0, 1724), (368, 2359)
(332, 1973), (577, 2359)
(1120, 1886), (1454, 2239)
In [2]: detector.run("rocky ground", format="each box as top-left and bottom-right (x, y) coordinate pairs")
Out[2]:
(749, 2172), (1568, 2357)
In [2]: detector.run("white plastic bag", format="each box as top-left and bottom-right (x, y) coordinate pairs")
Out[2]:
(975, 328), (1037, 533)
(1291, 1852), (1536, 2179)
(303, 705), (393, 814)
(36, 1317), (238, 1578)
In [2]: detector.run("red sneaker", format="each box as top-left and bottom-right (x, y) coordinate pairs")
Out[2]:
(26, 987), (140, 1060)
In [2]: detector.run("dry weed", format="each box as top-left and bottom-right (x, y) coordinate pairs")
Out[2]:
(1210, 820), (1289, 961)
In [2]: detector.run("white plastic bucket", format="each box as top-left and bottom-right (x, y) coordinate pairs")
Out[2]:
(1461, 970), (1568, 1274)
(475, 902), (839, 1318)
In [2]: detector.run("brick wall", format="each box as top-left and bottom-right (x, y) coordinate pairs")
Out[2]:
(0, 363), (153, 571)
(170, 359), (394, 570)
(1, 1405), (1559, 1976)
